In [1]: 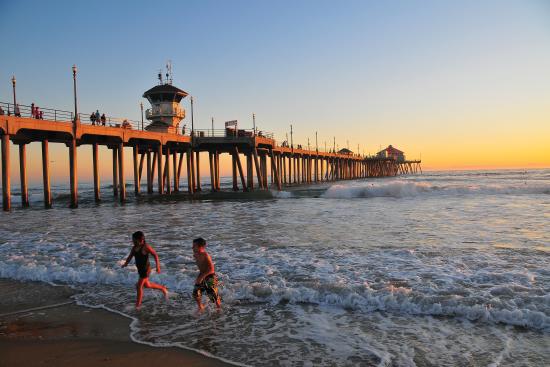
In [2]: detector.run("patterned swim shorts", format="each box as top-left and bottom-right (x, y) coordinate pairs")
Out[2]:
(193, 274), (220, 303)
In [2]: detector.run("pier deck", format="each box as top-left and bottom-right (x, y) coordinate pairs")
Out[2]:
(0, 108), (420, 211)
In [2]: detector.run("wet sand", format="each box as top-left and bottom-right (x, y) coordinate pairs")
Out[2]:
(0, 279), (233, 367)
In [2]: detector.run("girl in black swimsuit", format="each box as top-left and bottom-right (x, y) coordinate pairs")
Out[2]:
(122, 231), (168, 309)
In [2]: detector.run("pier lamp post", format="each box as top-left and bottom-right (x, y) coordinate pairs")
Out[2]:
(290, 124), (293, 149)
(211, 117), (214, 136)
(140, 102), (144, 130)
(190, 96), (194, 138)
(333, 137), (335, 153)
(253, 113), (256, 135)
(308, 137), (310, 151)
(72, 65), (78, 122)
(11, 75), (17, 110)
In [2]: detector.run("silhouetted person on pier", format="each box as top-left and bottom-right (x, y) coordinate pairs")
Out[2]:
(95, 110), (100, 123)
(39, 110), (43, 119)
(192, 237), (221, 312)
(122, 231), (168, 309)
(90, 112), (96, 125)
(101, 113), (106, 126)
(31, 103), (35, 118)
(14, 104), (21, 117)
(0, 106), (4, 115)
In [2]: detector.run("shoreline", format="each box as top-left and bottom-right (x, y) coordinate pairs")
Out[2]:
(0, 278), (236, 367)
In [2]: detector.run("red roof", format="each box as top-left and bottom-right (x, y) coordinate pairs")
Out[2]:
(377, 145), (404, 155)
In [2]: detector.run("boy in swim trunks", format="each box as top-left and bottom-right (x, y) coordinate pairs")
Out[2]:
(192, 237), (221, 311)
(122, 231), (168, 309)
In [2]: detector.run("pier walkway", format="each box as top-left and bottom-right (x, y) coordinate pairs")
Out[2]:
(0, 101), (421, 211)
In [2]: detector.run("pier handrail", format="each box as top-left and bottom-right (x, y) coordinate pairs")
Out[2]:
(0, 101), (74, 122)
(192, 128), (274, 140)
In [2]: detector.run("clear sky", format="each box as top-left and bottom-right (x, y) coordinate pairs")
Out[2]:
(1, 0), (549, 183)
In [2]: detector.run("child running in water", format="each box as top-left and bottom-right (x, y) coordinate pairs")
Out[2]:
(122, 231), (168, 309)
(192, 237), (221, 311)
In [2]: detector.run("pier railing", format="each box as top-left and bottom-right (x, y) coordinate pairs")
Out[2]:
(0, 101), (74, 122)
(192, 128), (274, 140)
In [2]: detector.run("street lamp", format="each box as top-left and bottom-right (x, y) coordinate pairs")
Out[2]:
(252, 113), (256, 135)
(290, 124), (293, 149)
(190, 96), (194, 136)
(140, 102), (144, 130)
(11, 75), (16, 110)
(72, 65), (78, 122)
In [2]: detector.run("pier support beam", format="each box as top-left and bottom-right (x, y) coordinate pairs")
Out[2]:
(18, 144), (29, 207)
(209, 152), (215, 192)
(233, 148), (247, 192)
(195, 151), (201, 191)
(133, 145), (140, 196)
(93, 143), (100, 202)
(173, 151), (178, 192)
(186, 148), (194, 194)
(165, 147), (171, 195)
(146, 151), (153, 194)
(157, 144), (163, 194)
(246, 153), (254, 190)
(232, 153), (238, 191)
(112, 148), (118, 197)
(252, 149), (263, 189)
(215, 152), (221, 191)
(41, 140), (52, 208)
(2, 134), (11, 211)
(69, 139), (78, 208)
(118, 143), (125, 202)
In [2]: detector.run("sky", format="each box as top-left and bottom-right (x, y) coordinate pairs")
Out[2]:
(1, 0), (549, 183)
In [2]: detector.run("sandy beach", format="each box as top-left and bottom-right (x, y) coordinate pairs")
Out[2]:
(0, 279), (233, 367)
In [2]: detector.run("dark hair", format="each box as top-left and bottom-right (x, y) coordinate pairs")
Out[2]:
(193, 237), (206, 247)
(132, 231), (145, 241)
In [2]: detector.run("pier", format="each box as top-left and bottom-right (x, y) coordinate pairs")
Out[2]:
(0, 74), (421, 211)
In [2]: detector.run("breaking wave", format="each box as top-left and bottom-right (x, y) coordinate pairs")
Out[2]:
(322, 180), (550, 199)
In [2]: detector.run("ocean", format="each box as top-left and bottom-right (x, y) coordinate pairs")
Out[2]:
(1, 169), (549, 366)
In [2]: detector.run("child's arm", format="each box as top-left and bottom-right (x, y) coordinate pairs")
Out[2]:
(121, 250), (134, 268)
(147, 244), (162, 273)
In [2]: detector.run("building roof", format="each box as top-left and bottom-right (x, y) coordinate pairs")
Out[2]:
(142, 84), (189, 98)
(338, 148), (353, 154)
(377, 145), (404, 155)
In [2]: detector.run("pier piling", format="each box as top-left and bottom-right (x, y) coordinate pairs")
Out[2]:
(18, 143), (29, 207)
(93, 143), (100, 202)
(2, 134), (11, 211)
(42, 140), (51, 208)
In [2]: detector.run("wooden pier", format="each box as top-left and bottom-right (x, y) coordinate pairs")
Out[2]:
(0, 106), (420, 211)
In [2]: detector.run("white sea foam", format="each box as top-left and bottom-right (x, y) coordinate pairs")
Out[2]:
(322, 180), (550, 199)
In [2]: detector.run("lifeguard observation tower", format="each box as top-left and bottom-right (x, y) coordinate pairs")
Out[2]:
(142, 64), (188, 134)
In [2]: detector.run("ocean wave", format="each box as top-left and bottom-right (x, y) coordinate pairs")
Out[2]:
(2, 260), (548, 332)
(322, 180), (550, 199)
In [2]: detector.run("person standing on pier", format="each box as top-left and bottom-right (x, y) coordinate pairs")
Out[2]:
(101, 113), (106, 126)
(95, 109), (101, 123)
(122, 231), (168, 309)
(192, 238), (222, 311)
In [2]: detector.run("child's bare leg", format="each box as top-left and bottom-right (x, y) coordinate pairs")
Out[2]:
(144, 280), (168, 297)
(136, 278), (146, 308)
(195, 296), (204, 311)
